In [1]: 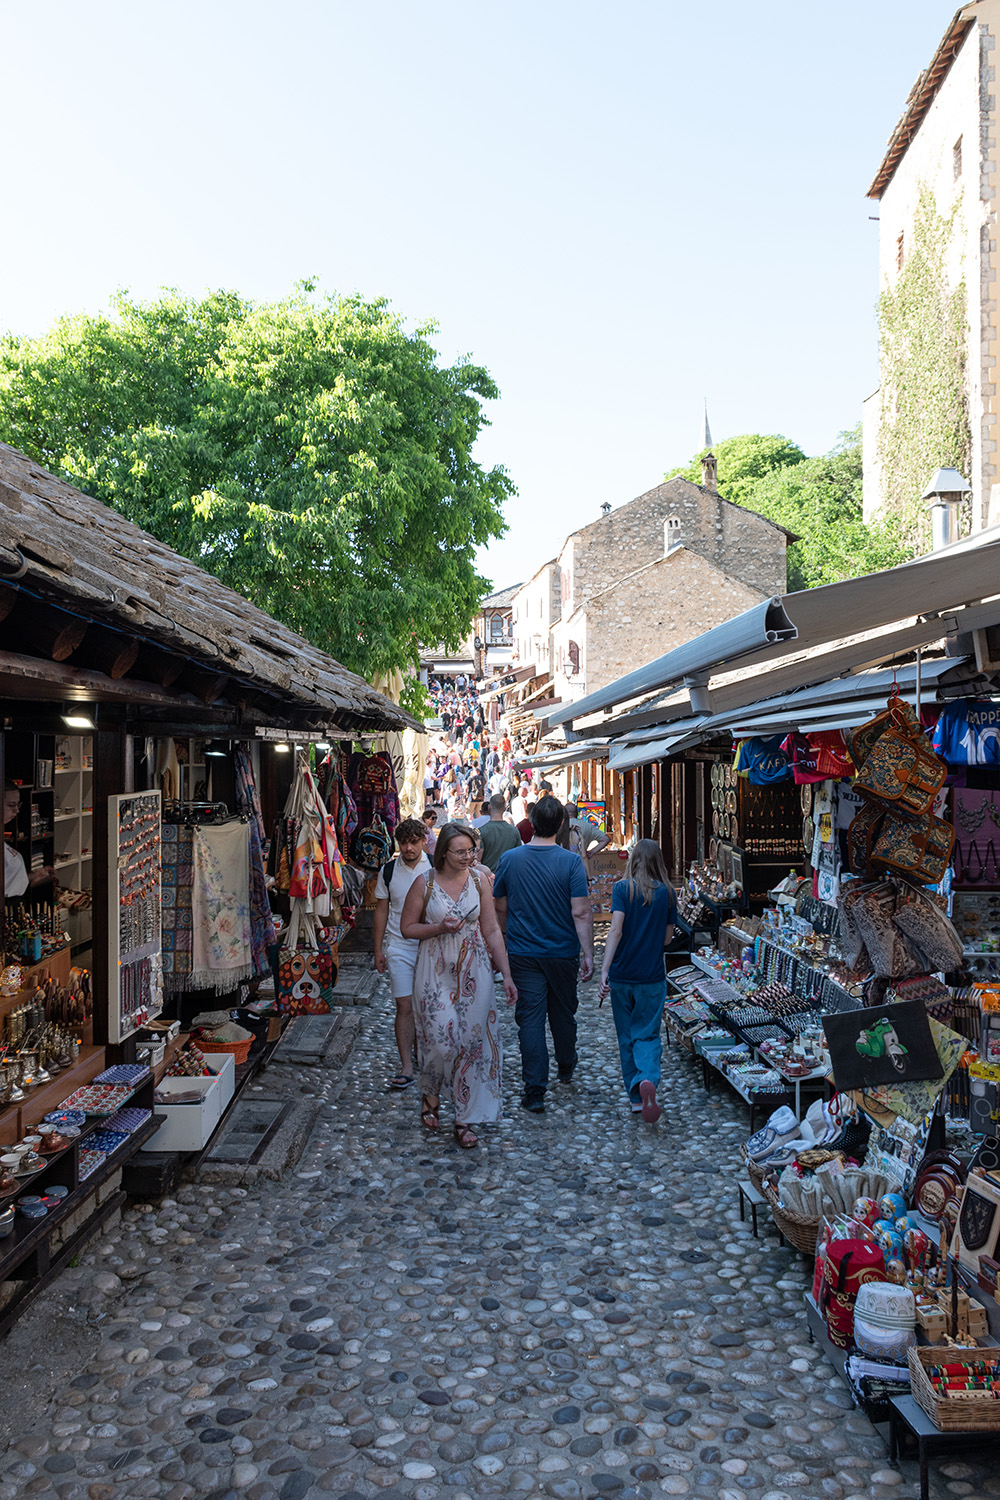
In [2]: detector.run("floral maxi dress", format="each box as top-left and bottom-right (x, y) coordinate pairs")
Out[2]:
(412, 873), (502, 1124)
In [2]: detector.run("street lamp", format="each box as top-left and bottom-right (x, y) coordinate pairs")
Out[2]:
(922, 467), (971, 550)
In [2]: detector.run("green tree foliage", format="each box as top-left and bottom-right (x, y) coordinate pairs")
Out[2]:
(0, 287), (513, 704)
(877, 186), (970, 550)
(666, 433), (807, 505)
(666, 427), (908, 591)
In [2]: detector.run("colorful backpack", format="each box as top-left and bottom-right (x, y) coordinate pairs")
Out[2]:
(351, 814), (393, 871)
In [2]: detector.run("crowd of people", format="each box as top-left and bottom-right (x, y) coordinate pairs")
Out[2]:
(371, 671), (678, 1148)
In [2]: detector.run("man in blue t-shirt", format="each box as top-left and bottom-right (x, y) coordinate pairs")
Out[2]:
(493, 798), (594, 1113)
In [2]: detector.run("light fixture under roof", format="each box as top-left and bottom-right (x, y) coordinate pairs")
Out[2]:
(274, 743), (291, 754)
(204, 739), (229, 758)
(62, 712), (95, 729)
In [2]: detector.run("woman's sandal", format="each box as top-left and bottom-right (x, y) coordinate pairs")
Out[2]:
(453, 1122), (478, 1149)
(420, 1096), (440, 1130)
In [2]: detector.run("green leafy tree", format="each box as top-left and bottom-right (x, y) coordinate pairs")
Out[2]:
(0, 286), (513, 706)
(666, 427), (908, 590)
(666, 432), (807, 505)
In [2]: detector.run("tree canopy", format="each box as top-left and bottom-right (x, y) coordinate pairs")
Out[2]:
(0, 287), (513, 705)
(666, 427), (908, 591)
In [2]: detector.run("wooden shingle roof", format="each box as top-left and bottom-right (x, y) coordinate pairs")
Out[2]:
(0, 441), (419, 732)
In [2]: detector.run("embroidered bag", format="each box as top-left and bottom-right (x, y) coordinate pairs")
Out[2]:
(351, 814), (393, 871)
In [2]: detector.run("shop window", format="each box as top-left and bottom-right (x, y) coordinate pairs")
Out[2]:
(568, 640), (580, 675)
(954, 135), (963, 181)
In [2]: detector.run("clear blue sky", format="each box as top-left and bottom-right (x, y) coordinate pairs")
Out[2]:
(3, 0), (952, 591)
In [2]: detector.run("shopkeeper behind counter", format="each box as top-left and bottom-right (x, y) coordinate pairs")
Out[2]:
(4, 784), (53, 897)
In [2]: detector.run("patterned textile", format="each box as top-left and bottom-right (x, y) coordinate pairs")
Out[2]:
(191, 821), (254, 993)
(234, 745), (273, 977)
(412, 873), (502, 1124)
(161, 822), (195, 992)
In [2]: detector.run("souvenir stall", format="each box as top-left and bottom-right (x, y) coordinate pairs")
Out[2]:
(0, 441), (417, 1332)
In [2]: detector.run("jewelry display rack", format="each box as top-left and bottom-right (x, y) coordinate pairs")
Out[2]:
(108, 791), (163, 1043)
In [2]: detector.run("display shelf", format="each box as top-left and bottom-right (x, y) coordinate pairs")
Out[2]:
(0, 1107), (161, 1338)
(9, 1045), (107, 1135)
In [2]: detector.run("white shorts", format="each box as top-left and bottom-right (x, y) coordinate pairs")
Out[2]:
(385, 941), (419, 999)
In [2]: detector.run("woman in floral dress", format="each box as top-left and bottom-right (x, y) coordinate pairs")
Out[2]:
(401, 822), (517, 1148)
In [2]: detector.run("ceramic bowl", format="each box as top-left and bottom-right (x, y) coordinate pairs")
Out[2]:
(21, 1135), (42, 1149)
(0, 1154), (21, 1172)
(36, 1123), (56, 1136)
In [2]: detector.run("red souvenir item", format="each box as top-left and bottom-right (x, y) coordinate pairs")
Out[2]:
(821, 1238), (886, 1349)
(780, 731), (854, 784)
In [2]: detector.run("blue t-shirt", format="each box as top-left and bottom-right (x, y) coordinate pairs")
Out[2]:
(608, 879), (677, 985)
(933, 700), (1000, 765)
(493, 844), (589, 957)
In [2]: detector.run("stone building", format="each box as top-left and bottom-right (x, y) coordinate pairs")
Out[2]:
(471, 582), (520, 677)
(510, 466), (788, 705)
(863, 4), (1000, 531)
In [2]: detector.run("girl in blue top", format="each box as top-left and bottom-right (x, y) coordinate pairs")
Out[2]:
(599, 839), (676, 1122)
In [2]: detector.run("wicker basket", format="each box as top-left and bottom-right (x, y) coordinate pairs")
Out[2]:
(197, 1036), (253, 1066)
(740, 1147), (767, 1194)
(907, 1345), (1000, 1431)
(763, 1182), (820, 1256)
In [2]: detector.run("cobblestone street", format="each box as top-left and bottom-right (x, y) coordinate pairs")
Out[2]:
(0, 972), (989, 1500)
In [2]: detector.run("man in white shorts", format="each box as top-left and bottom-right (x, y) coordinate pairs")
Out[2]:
(373, 818), (432, 1090)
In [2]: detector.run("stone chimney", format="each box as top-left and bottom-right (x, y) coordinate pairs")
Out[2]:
(600, 501), (612, 516)
(701, 452), (718, 491)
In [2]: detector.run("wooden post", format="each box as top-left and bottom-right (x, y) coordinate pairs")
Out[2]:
(91, 724), (128, 1052)
(658, 760), (673, 875)
(639, 763), (652, 839)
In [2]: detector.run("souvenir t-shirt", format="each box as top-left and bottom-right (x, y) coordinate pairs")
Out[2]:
(780, 731), (854, 784)
(373, 851), (431, 946)
(811, 783), (840, 904)
(733, 735), (792, 785)
(494, 845), (589, 957)
(608, 879), (678, 985)
(933, 700), (1000, 766)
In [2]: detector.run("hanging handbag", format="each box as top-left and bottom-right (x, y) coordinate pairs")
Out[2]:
(855, 721), (946, 820)
(848, 698), (922, 774)
(891, 884), (964, 973)
(821, 1238), (886, 1349)
(274, 906), (336, 1016)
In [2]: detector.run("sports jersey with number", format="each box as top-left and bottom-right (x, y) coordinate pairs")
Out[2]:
(932, 700), (1000, 765)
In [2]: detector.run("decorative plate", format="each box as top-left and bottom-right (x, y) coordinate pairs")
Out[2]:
(800, 784), (813, 814)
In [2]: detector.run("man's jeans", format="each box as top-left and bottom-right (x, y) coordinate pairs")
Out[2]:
(509, 954), (579, 1094)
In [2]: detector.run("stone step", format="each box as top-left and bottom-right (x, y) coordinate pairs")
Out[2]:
(272, 1013), (345, 1066)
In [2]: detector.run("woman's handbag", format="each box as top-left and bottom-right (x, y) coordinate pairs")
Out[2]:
(855, 721), (945, 820)
(274, 907), (336, 1015)
(892, 885), (964, 973)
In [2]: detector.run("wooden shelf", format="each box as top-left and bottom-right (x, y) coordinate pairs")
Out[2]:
(0, 1045), (107, 1143)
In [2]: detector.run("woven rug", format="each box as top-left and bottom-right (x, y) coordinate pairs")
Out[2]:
(160, 823), (194, 992)
(191, 821), (254, 993)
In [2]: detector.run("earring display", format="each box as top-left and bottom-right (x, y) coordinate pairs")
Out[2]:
(108, 792), (163, 1043)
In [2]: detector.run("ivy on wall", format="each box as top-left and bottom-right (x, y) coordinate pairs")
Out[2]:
(877, 184), (971, 550)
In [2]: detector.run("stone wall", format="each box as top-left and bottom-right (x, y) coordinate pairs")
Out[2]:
(558, 477), (786, 606)
(557, 548), (767, 696)
(867, 12), (998, 527)
(511, 561), (560, 674)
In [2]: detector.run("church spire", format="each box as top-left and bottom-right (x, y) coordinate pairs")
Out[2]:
(700, 399), (713, 451)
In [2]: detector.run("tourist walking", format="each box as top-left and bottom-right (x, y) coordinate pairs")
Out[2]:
(493, 797), (594, 1113)
(479, 793), (521, 871)
(598, 839), (676, 1122)
(400, 822), (517, 1149)
(373, 818), (432, 1091)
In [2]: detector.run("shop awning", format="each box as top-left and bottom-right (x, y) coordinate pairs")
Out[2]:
(550, 532), (1000, 734)
(606, 656), (978, 769)
(515, 738), (610, 770)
